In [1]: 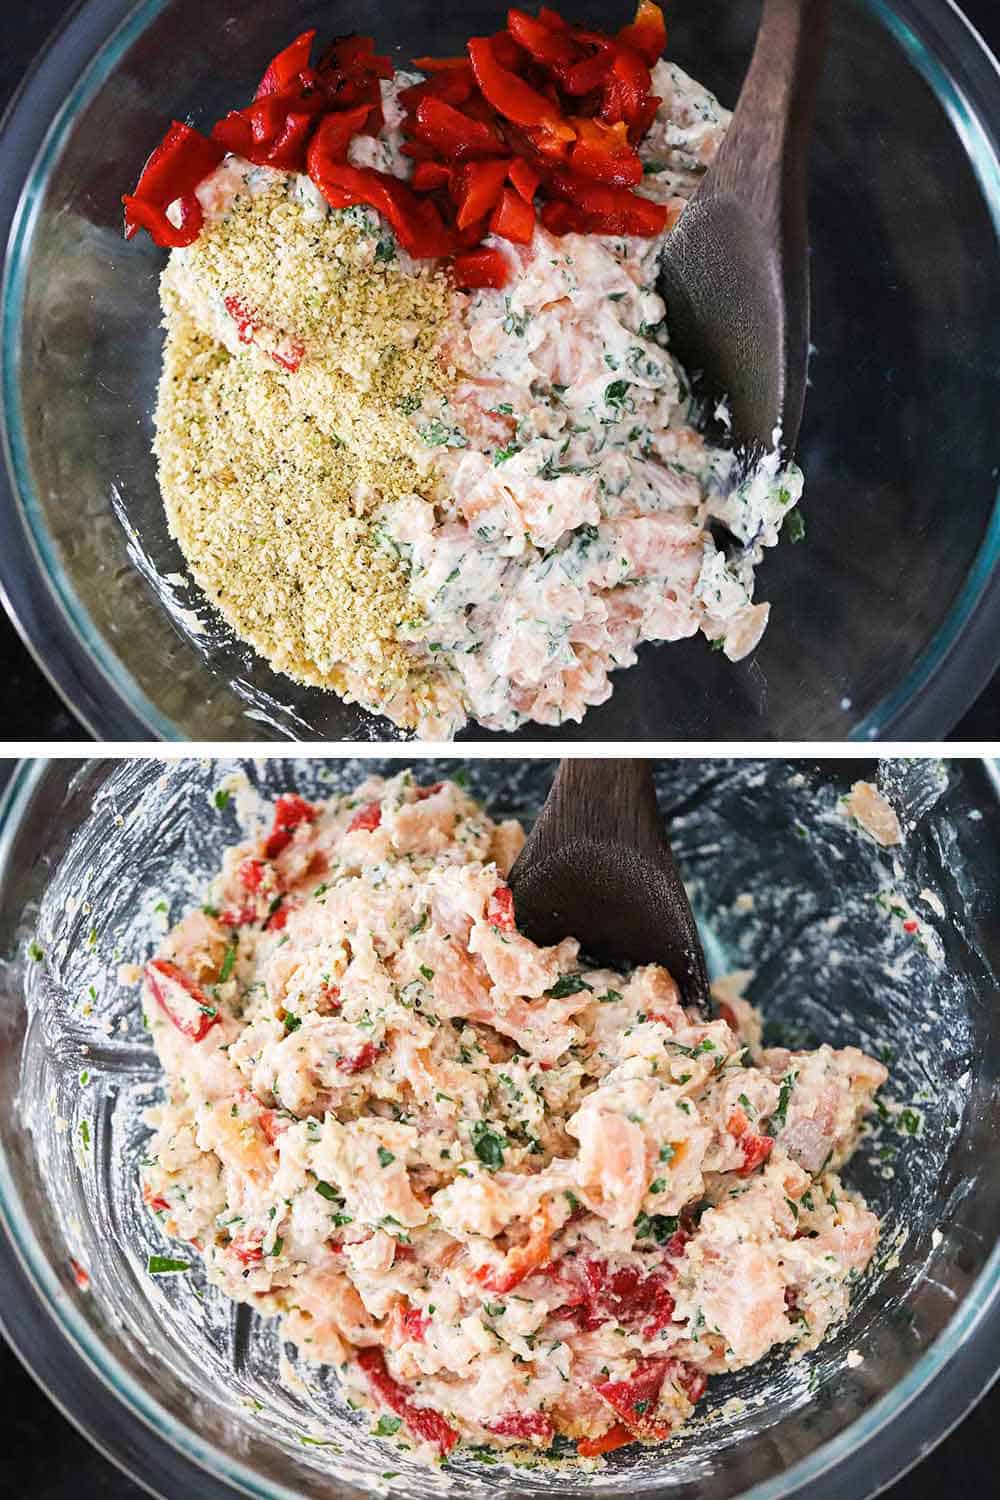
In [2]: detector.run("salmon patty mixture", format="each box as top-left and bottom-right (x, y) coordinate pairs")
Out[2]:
(139, 8), (804, 737)
(139, 773), (885, 1463)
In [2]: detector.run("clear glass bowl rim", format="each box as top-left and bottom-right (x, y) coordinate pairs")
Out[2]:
(0, 755), (999, 1500)
(0, 0), (999, 741)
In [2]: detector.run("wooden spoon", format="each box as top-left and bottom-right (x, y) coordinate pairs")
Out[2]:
(508, 760), (711, 1014)
(657, 0), (831, 453)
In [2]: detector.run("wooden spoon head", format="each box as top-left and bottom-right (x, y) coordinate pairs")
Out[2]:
(657, 191), (804, 455)
(508, 762), (711, 1016)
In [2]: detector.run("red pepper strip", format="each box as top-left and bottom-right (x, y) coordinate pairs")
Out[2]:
(467, 36), (574, 139)
(264, 792), (318, 859)
(538, 6), (571, 28)
(577, 1423), (633, 1458)
(412, 54), (470, 71)
(399, 67), (476, 110)
(412, 160), (452, 191)
(547, 171), (667, 236)
(255, 29), (316, 98)
(318, 34), (393, 82)
(123, 121), (226, 245)
(145, 959), (220, 1043)
(308, 133), (457, 257)
(414, 781), (446, 799)
(489, 1411), (556, 1444)
(357, 1347), (459, 1454)
(454, 157), (511, 229)
(617, 1), (668, 67)
(301, 101), (370, 162)
(569, 141), (642, 187)
(412, 95), (507, 160)
(120, 192), (205, 249)
(560, 43), (616, 96)
(508, 157), (541, 201)
(491, 185), (535, 243)
(486, 884), (516, 930)
(347, 801), (382, 833)
(600, 47), (652, 132)
(488, 29), (531, 71)
(506, 8), (577, 66)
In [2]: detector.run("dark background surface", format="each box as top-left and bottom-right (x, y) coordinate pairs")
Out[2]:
(2, 3), (1000, 1499)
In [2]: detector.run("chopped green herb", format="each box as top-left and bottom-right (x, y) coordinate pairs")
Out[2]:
(213, 788), (232, 811)
(545, 975), (593, 999)
(147, 1255), (191, 1274)
(28, 941), (43, 962)
(375, 1415), (402, 1436)
(284, 1012), (302, 1033)
(219, 943), (237, 983)
(377, 1146), (396, 1168)
(471, 1121), (506, 1169)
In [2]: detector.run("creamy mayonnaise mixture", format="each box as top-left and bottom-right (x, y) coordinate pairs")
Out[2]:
(140, 774), (884, 1463)
(162, 58), (803, 737)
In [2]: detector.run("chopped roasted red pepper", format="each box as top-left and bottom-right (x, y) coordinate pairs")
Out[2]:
(600, 46), (652, 136)
(486, 883), (516, 931)
(617, 1), (668, 68)
(412, 95), (506, 160)
(265, 903), (289, 932)
(357, 1347), (459, 1454)
(122, 121), (226, 248)
(238, 858), (267, 893)
(401, 1304), (430, 1340)
(454, 246), (510, 288)
(414, 781), (446, 800)
(231, 1237), (264, 1265)
(569, 144), (641, 186)
(412, 160), (453, 191)
(468, 36), (574, 137)
(546, 170), (667, 236)
(491, 185), (536, 243)
(488, 1410), (555, 1444)
(506, 8), (576, 66)
(568, 1259), (676, 1337)
(125, 9), (672, 272)
(337, 1041), (381, 1074)
(255, 29), (316, 98)
(737, 1131), (774, 1177)
(143, 1182), (171, 1213)
(264, 792), (318, 859)
(454, 157), (512, 229)
(508, 156), (542, 201)
(577, 1422), (633, 1458)
(347, 801), (382, 833)
(145, 958), (220, 1042)
(308, 138), (457, 258)
(595, 1358), (671, 1437)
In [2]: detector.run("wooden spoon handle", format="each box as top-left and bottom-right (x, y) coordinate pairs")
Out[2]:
(710, 0), (832, 223)
(540, 759), (664, 859)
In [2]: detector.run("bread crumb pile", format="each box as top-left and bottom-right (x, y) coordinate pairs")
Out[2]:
(154, 178), (457, 726)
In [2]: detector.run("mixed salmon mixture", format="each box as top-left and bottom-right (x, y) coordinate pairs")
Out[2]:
(139, 6), (804, 737)
(140, 774), (885, 1463)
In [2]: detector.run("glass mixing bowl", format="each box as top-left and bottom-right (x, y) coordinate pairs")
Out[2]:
(1, 1), (999, 741)
(0, 756), (999, 1500)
